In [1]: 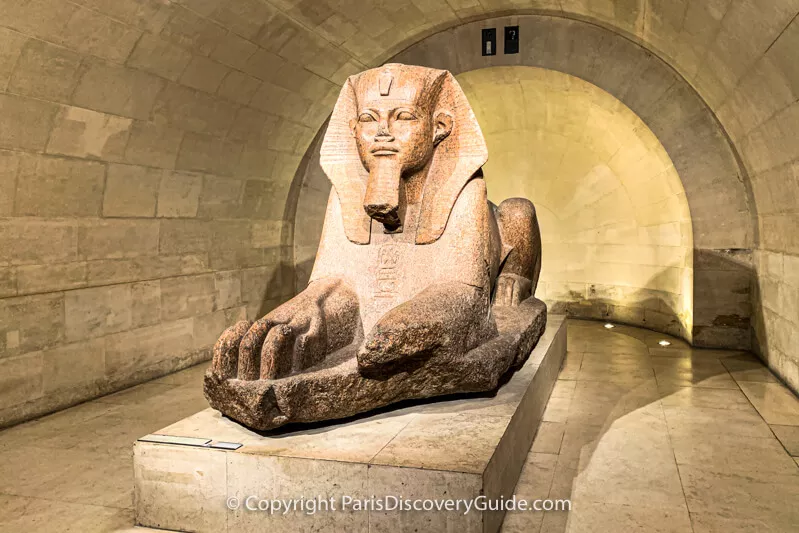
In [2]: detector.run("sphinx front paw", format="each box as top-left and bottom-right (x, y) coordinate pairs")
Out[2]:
(357, 319), (445, 376)
(494, 273), (532, 307)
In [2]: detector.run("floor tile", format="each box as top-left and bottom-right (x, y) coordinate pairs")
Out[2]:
(679, 465), (799, 523)
(515, 452), (558, 499)
(662, 405), (773, 438)
(669, 430), (798, 475)
(738, 381), (799, 425)
(771, 424), (799, 456)
(531, 422), (565, 454)
(721, 355), (779, 383)
(690, 512), (797, 533)
(570, 453), (686, 510)
(538, 509), (568, 533)
(0, 495), (133, 533)
(0, 446), (133, 509)
(659, 387), (753, 410)
(550, 380), (576, 400)
(566, 501), (692, 533)
(558, 352), (583, 380)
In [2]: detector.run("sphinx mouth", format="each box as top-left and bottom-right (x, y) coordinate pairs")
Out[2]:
(371, 145), (399, 156)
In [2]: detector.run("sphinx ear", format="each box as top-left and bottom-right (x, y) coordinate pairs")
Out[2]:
(433, 111), (453, 145)
(349, 118), (357, 138)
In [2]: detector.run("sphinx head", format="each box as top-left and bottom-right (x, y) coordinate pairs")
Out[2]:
(320, 64), (487, 245)
(349, 64), (453, 229)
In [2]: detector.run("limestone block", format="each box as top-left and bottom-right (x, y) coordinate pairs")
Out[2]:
(161, 5), (227, 56)
(128, 33), (192, 82)
(237, 145), (278, 179)
(124, 121), (184, 169)
(0, 352), (43, 408)
(103, 164), (162, 217)
(59, 7), (141, 63)
(0, 294), (64, 356)
(227, 108), (272, 144)
(227, 455), (370, 533)
(783, 254), (799, 288)
(0, 149), (22, 216)
(211, 220), (251, 251)
(208, 248), (269, 273)
(192, 309), (236, 351)
(256, 10), (303, 52)
(242, 48), (286, 80)
(78, 220), (160, 260)
(17, 262), (87, 294)
(8, 39), (82, 102)
(152, 83), (238, 137)
(197, 177), (244, 218)
(210, 31), (258, 71)
(74, 0), (173, 33)
(159, 219), (212, 254)
(46, 106), (132, 161)
(0, 267), (16, 298)
(250, 220), (285, 248)
(157, 172), (203, 217)
(40, 338), (105, 394)
(0, 93), (59, 151)
(0, 293), (64, 357)
(217, 70), (261, 105)
(86, 253), (208, 287)
(105, 319), (194, 380)
(0, 27), (26, 90)
(179, 55), (229, 93)
(214, 271), (242, 309)
(0, 219), (77, 266)
(240, 265), (273, 306)
(134, 443), (228, 533)
(175, 132), (243, 176)
(0, 0), (81, 38)
(211, 0), (273, 40)
(766, 16), (799, 96)
(72, 60), (165, 121)
(64, 282), (157, 341)
(132, 281), (162, 328)
(249, 81), (292, 114)
(160, 273), (217, 320)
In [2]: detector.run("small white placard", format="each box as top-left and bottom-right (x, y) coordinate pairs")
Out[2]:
(138, 434), (211, 447)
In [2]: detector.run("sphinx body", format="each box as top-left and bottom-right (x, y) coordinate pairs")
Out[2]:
(204, 64), (546, 431)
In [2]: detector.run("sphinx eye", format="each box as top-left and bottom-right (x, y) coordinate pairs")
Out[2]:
(358, 113), (376, 122)
(395, 110), (416, 121)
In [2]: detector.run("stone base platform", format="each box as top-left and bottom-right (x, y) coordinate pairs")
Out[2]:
(133, 315), (566, 533)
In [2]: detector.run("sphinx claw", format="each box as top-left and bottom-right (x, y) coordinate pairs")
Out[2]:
(211, 320), (252, 379)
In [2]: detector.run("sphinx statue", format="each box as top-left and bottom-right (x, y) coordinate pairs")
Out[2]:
(204, 63), (546, 431)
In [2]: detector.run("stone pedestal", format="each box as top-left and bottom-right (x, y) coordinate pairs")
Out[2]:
(133, 316), (566, 533)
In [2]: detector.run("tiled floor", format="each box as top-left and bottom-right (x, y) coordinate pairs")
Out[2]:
(503, 320), (799, 533)
(0, 319), (798, 532)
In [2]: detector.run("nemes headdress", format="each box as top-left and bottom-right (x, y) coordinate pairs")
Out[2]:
(320, 63), (488, 245)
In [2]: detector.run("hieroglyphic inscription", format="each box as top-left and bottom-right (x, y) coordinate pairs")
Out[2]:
(374, 243), (401, 299)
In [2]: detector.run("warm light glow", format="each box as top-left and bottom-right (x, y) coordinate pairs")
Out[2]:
(604, 323), (615, 329)
(456, 66), (694, 342)
(659, 340), (671, 346)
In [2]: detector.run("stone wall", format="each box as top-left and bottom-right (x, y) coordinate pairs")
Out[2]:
(460, 66), (694, 339)
(0, 0), (344, 427)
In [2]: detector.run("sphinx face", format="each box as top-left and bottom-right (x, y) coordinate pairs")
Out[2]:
(352, 100), (436, 175)
(350, 96), (452, 230)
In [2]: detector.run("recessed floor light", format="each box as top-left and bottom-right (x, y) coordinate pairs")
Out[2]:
(604, 323), (615, 329)
(658, 340), (671, 346)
